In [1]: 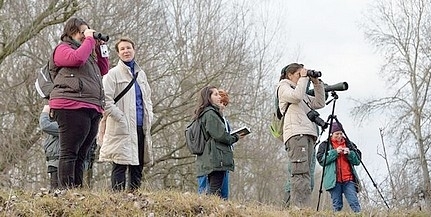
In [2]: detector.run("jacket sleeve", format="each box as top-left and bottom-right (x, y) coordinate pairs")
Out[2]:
(97, 55), (109, 76)
(39, 112), (59, 137)
(316, 141), (338, 166)
(347, 142), (362, 166)
(102, 68), (124, 122)
(279, 78), (309, 105)
(308, 80), (325, 109)
(53, 38), (95, 67)
(205, 111), (238, 145)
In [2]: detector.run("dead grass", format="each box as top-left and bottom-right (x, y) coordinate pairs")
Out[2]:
(0, 188), (429, 217)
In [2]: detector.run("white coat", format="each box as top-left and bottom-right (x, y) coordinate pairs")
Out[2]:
(99, 60), (153, 165)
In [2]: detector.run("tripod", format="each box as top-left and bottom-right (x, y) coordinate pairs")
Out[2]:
(316, 91), (390, 211)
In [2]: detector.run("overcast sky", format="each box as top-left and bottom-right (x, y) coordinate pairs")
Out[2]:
(260, 0), (390, 185)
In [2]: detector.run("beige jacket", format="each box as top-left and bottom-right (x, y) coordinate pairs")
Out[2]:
(278, 78), (325, 143)
(98, 60), (153, 165)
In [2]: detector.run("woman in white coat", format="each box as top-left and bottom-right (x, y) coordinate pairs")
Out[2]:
(99, 37), (153, 191)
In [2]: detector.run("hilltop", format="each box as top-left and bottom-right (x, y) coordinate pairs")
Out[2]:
(0, 189), (428, 217)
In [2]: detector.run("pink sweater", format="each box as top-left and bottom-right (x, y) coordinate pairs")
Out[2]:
(49, 37), (109, 113)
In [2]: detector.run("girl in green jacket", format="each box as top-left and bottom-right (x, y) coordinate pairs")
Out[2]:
(193, 86), (244, 197)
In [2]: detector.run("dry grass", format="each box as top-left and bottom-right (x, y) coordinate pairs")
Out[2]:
(0, 188), (429, 217)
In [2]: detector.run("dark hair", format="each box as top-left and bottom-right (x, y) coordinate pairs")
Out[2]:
(60, 17), (89, 41)
(279, 63), (304, 81)
(193, 85), (217, 120)
(115, 37), (135, 53)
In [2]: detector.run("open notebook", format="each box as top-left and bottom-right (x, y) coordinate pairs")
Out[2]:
(230, 127), (251, 136)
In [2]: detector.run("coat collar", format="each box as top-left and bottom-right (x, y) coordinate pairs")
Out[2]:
(203, 105), (224, 120)
(204, 104), (220, 113)
(279, 78), (296, 88)
(117, 59), (142, 77)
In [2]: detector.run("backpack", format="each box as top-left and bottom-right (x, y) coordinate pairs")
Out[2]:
(35, 45), (62, 99)
(185, 111), (209, 155)
(269, 86), (290, 141)
(35, 63), (54, 99)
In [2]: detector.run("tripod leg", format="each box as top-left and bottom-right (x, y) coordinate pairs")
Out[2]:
(331, 116), (390, 210)
(316, 115), (337, 211)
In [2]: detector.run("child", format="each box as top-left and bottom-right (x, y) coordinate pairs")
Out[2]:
(39, 105), (60, 190)
(316, 121), (362, 213)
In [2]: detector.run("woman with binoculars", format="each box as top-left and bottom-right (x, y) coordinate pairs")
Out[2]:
(48, 17), (109, 189)
(277, 63), (325, 209)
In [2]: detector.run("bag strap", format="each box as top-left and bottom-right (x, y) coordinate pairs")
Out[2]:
(197, 109), (212, 142)
(277, 86), (290, 116)
(114, 71), (139, 103)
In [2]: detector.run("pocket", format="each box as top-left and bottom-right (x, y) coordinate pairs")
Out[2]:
(116, 116), (129, 135)
(54, 73), (82, 92)
(212, 144), (233, 169)
(106, 115), (129, 136)
(287, 141), (309, 175)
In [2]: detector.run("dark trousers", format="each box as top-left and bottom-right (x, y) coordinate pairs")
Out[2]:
(53, 108), (101, 189)
(207, 170), (226, 197)
(47, 166), (58, 189)
(111, 126), (145, 191)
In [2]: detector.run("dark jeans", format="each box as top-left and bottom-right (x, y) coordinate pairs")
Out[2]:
(49, 169), (58, 190)
(53, 108), (101, 189)
(111, 126), (145, 191)
(207, 170), (226, 197)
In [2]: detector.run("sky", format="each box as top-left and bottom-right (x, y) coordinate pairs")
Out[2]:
(261, 0), (390, 186)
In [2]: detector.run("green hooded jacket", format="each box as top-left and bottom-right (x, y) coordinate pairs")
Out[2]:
(316, 140), (362, 192)
(196, 105), (239, 177)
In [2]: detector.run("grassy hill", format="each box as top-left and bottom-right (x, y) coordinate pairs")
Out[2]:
(0, 189), (429, 216)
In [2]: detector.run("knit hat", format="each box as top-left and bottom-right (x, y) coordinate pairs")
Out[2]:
(330, 121), (343, 134)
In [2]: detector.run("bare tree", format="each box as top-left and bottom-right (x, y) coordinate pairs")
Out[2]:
(1, 0), (293, 206)
(0, 0), (81, 64)
(0, 0), (80, 186)
(353, 0), (431, 209)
